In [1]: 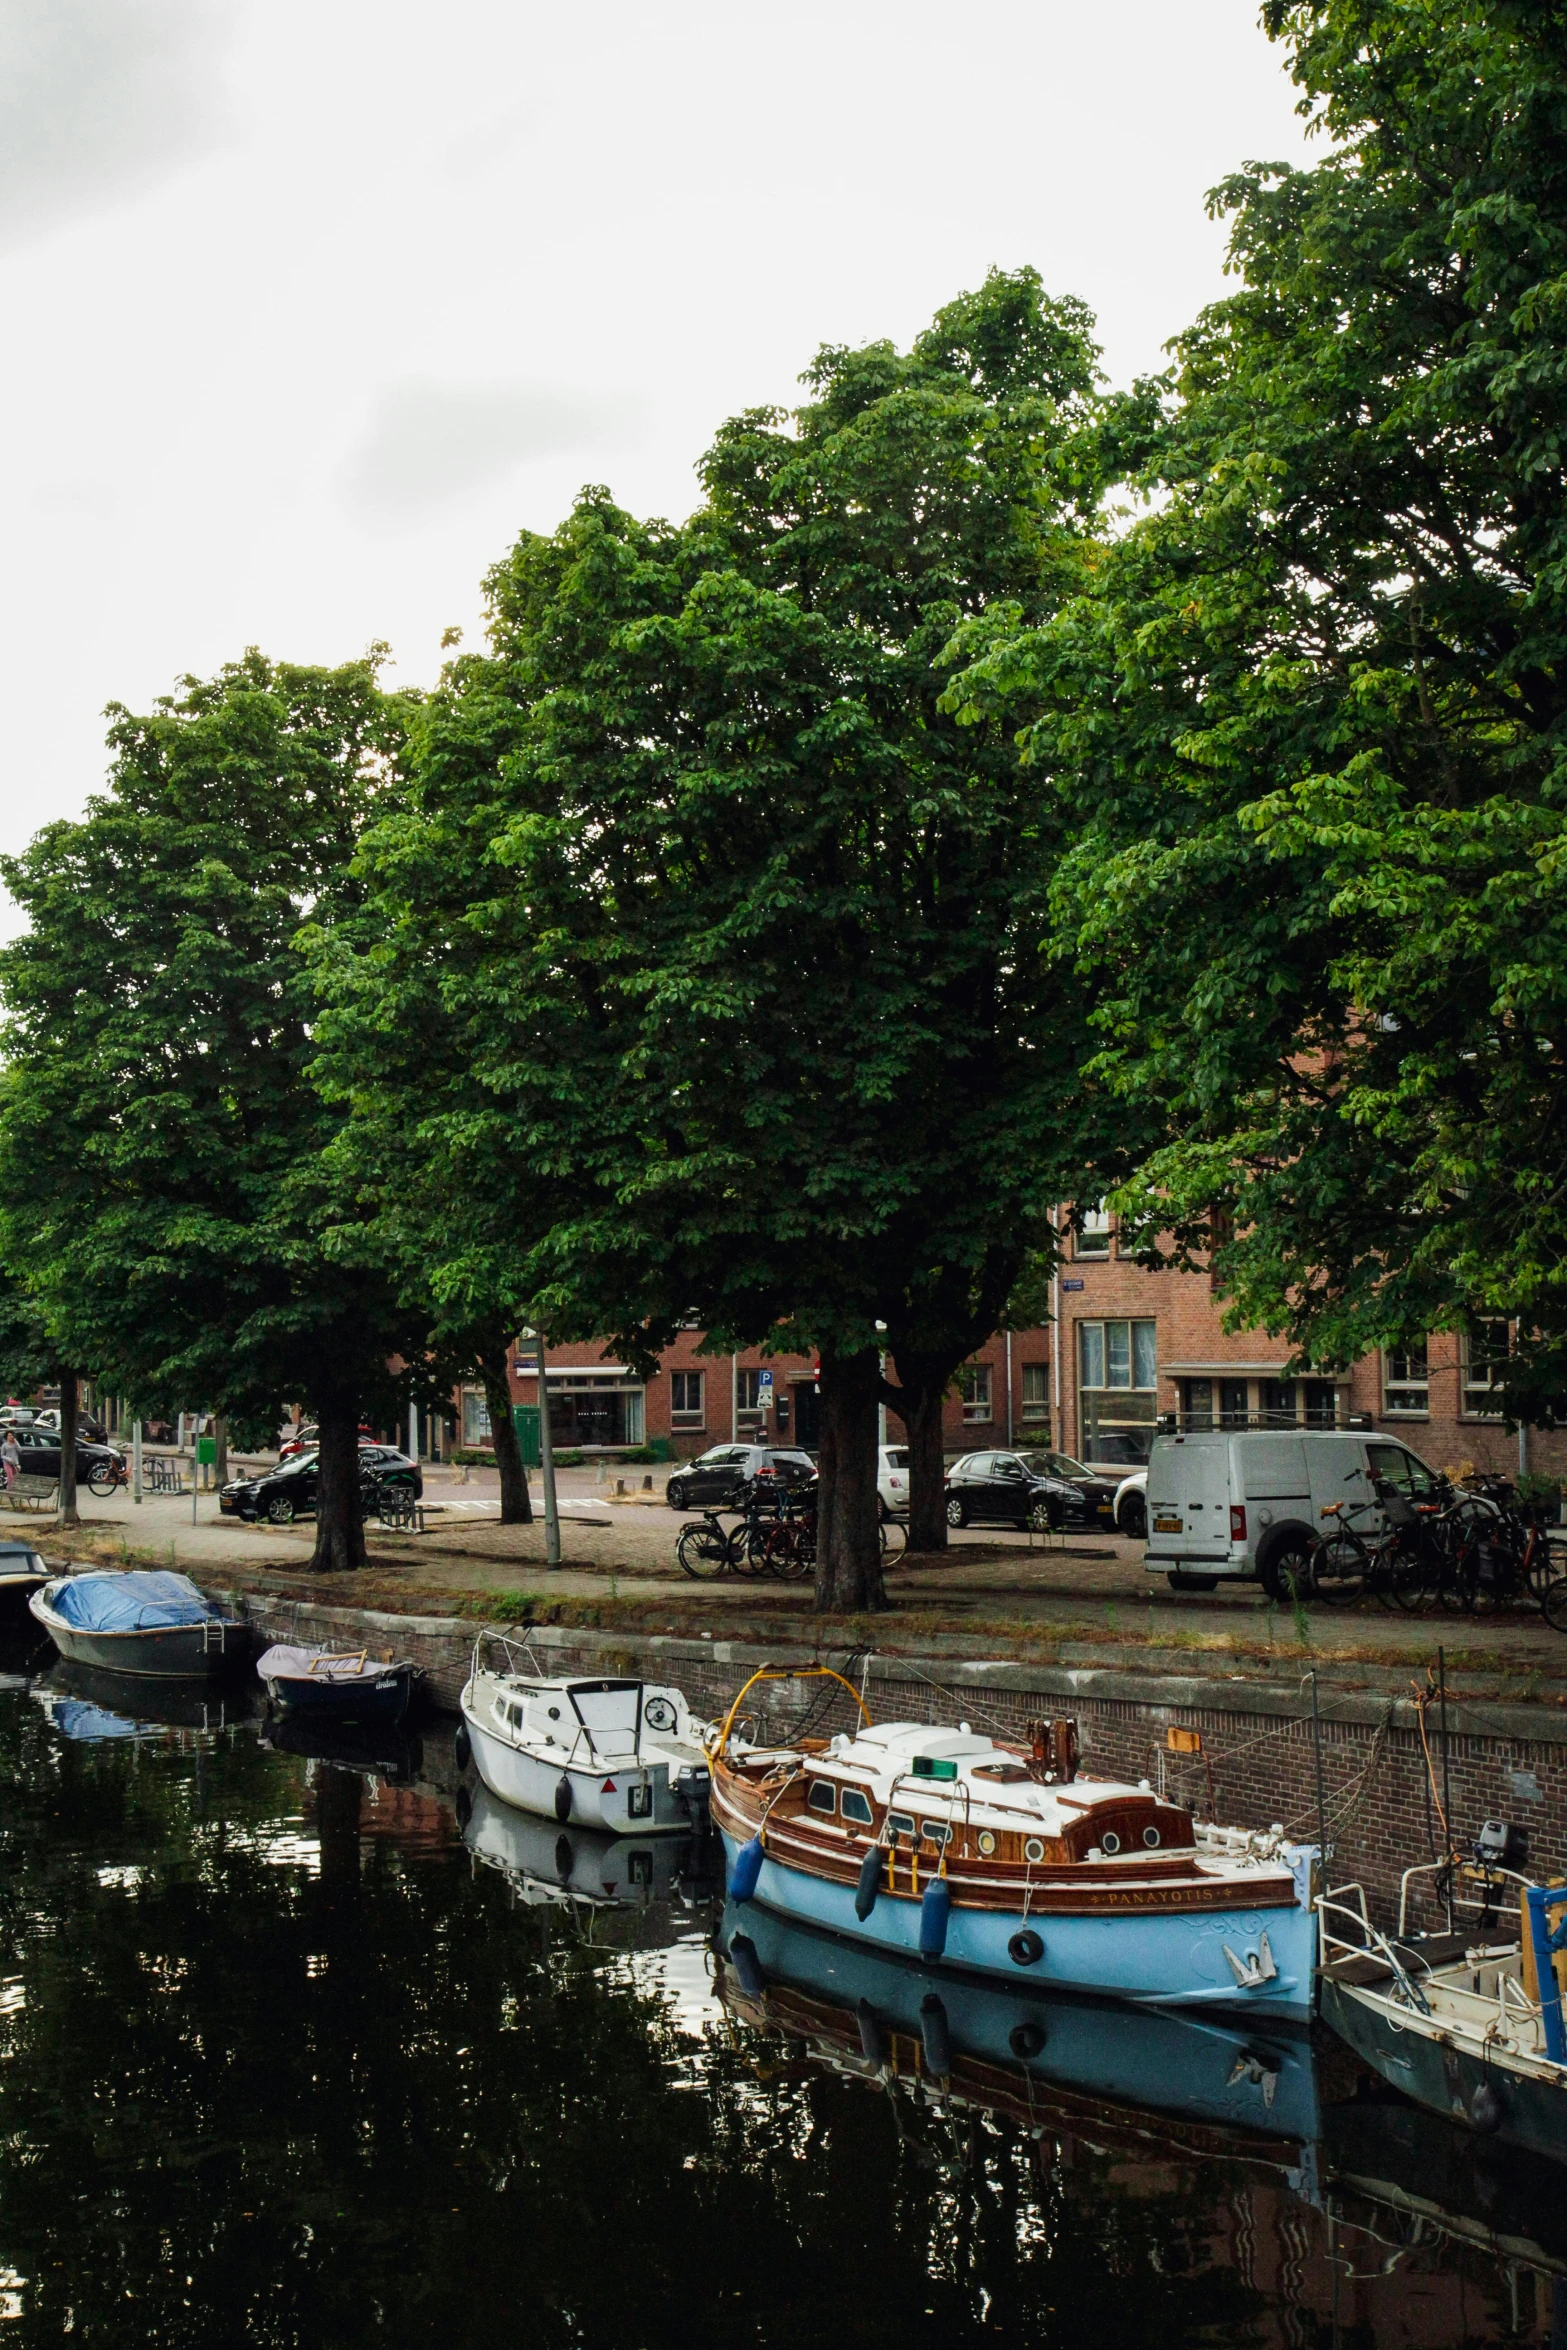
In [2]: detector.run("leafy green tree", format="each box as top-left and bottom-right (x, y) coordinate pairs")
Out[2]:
(0, 652), (426, 1569)
(319, 271), (1144, 1600)
(948, 0), (1567, 1419)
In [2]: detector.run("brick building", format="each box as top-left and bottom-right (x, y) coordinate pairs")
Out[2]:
(447, 1209), (1565, 1484)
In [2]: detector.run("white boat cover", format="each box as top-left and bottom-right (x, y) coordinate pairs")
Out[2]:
(257, 1644), (405, 1683)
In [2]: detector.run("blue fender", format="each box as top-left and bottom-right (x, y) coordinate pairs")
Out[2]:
(919, 1992), (952, 2079)
(919, 1874), (951, 1961)
(730, 1834), (765, 1904)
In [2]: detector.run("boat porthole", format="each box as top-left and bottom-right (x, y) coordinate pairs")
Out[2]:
(1101, 1831), (1121, 1855)
(1143, 1826), (1161, 1847)
(977, 1831), (996, 1856)
(1024, 1837), (1045, 1864)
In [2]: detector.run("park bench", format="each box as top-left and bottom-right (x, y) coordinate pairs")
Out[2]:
(0, 1474), (59, 1513)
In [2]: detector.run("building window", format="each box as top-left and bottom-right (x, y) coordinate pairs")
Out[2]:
(956, 1363), (993, 1422)
(1303, 1379), (1339, 1428)
(461, 1388), (492, 1445)
(544, 1379), (645, 1449)
(1182, 1378), (1214, 1431)
(1382, 1345), (1429, 1417)
(1464, 1321), (1511, 1416)
(736, 1369), (764, 1423)
(1079, 1321), (1157, 1461)
(1075, 1203), (1111, 1259)
(670, 1370), (704, 1424)
(1021, 1364), (1050, 1423)
(1261, 1380), (1296, 1425)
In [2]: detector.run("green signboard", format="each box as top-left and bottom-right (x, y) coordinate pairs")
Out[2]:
(512, 1405), (541, 1468)
(195, 1436), (217, 1466)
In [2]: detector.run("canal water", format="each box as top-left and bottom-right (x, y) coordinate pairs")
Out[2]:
(1, 1638), (1562, 2348)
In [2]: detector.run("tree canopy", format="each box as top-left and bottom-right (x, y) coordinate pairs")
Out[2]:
(0, 651), (426, 1567)
(947, 0), (1567, 1421)
(316, 269), (1145, 1598)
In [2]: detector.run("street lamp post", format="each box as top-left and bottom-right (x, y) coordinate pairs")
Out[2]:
(535, 1333), (561, 1568)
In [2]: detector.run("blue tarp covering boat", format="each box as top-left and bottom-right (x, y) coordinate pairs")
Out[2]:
(50, 1573), (224, 1632)
(30, 1572), (243, 1680)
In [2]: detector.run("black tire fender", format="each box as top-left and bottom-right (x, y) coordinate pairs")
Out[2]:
(1008, 1929), (1045, 1967)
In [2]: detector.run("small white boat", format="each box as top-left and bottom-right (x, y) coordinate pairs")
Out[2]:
(457, 1633), (712, 1835)
(1319, 1869), (1567, 2159)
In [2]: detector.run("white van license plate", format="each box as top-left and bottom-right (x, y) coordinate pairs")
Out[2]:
(1153, 1514), (1183, 1534)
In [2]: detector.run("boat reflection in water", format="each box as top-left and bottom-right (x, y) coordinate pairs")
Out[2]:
(34, 1657), (258, 1737)
(717, 1899), (1320, 2150)
(718, 1901), (1567, 2341)
(260, 1706), (423, 1786)
(462, 1779), (721, 1921)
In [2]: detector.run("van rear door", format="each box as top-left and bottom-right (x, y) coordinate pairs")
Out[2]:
(1145, 1434), (1231, 1568)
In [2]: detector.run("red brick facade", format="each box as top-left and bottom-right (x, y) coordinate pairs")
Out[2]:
(451, 1218), (1565, 1484)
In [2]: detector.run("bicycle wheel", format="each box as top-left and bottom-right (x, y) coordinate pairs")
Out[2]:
(1542, 1576), (1567, 1635)
(771, 1528), (812, 1582)
(1313, 1532), (1368, 1605)
(676, 1523), (731, 1579)
(1527, 1532), (1567, 1601)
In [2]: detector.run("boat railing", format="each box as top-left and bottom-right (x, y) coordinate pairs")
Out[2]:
(470, 1627), (545, 1682)
(1397, 1857), (1535, 1938)
(1316, 1892), (1434, 2015)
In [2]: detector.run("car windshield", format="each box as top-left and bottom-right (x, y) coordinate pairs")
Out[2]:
(1016, 1450), (1093, 1481)
(278, 1453), (318, 1476)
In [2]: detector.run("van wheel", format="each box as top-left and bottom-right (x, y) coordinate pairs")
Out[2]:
(1259, 1532), (1316, 1601)
(1121, 1494), (1147, 1540)
(1167, 1573), (1219, 1593)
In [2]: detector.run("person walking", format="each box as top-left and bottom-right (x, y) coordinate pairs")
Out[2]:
(2, 1429), (20, 1489)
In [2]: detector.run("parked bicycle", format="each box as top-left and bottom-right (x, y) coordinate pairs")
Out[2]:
(675, 1509), (747, 1580)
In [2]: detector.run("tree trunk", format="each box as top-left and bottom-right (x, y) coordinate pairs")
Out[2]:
(814, 1345), (885, 1614)
(310, 1395), (366, 1572)
(214, 1415), (228, 1483)
(481, 1353), (532, 1524)
(58, 1367), (79, 1528)
(900, 1379), (951, 1553)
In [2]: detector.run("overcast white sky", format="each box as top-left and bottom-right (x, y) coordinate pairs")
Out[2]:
(0, 1), (1314, 924)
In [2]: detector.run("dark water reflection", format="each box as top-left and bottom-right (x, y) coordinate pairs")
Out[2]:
(1, 1645), (1563, 2348)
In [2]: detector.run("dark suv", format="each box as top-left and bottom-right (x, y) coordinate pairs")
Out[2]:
(666, 1445), (816, 1512)
(222, 1445), (422, 1525)
(944, 1448), (1119, 1533)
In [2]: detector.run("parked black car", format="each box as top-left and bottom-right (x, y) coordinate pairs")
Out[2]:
(666, 1445), (817, 1512)
(222, 1446), (422, 1525)
(944, 1448), (1119, 1532)
(5, 1428), (125, 1494)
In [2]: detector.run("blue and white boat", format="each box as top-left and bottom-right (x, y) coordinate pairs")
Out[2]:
(257, 1642), (418, 1729)
(710, 1668), (1317, 2021)
(28, 1571), (244, 1680)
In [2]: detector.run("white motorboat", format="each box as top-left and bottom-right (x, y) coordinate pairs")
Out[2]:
(457, 1633), (712, 1835)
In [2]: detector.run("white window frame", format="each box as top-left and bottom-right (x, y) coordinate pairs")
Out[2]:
(1382, 1343), (1429, 1418)
(956, 1363), (993, 1423)
(1075, 1202), (1111, 1259)
(1463, 1321), (1512, 1417)
(1021, 1363), (1050, 1423)
(735, 1368), (765, 1424)
(670, 1369), (705, 1425)
(461, 1387), (492, 1445)
(1077, 1321), (1157, 1395)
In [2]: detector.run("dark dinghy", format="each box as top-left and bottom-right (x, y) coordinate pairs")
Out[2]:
(257, 1643), (419, 1729)
(29, 1572), (244, 1680)
(0, 1541), (49, 1624)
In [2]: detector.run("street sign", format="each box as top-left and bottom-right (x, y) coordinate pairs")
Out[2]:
(195, 1436), (216, 1466)
(1061, 1278), (1085, 1292)
(757, 1370), (774, 1400)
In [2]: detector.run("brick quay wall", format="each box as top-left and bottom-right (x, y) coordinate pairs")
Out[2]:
(225, 1587), (1567, 1927)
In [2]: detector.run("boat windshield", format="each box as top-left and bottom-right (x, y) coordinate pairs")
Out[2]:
(1016, 1450), (1093, 1481)
(569, 1681), (642, 1748)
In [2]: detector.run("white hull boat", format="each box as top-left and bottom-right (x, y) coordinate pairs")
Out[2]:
(458, 1635), (711, 1835)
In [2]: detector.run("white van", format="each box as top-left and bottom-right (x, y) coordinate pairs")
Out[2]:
(1144, 1428), (1442, 1596)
